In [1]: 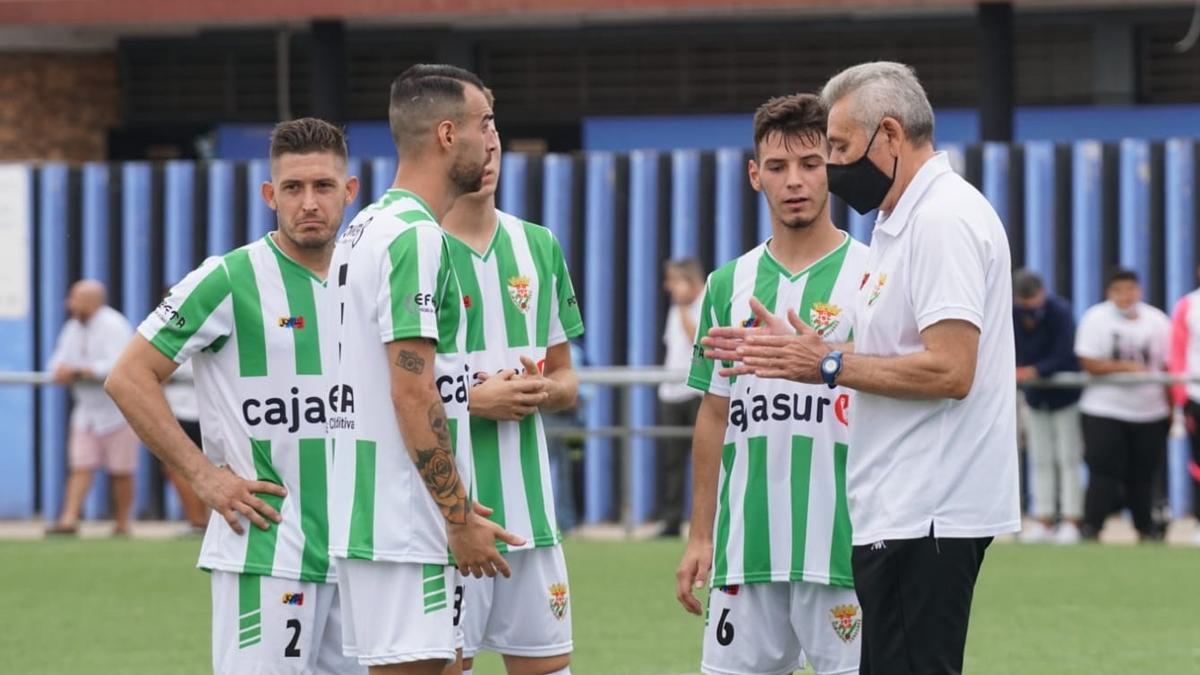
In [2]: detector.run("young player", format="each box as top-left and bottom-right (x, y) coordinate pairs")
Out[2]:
(106, 118), (365, 674)
(675, 93), (867, 675)
(441, 119), (583, 675)
(327, 64), (521, 675)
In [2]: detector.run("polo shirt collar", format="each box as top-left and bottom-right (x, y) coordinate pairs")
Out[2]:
(874, 151), (953, 237)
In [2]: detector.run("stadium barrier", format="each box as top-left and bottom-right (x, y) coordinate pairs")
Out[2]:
(0, 137), (1196, 522)
(0, 368), (1195, 530)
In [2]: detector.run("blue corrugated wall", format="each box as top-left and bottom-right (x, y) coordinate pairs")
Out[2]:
(4, 139), (1198, 523)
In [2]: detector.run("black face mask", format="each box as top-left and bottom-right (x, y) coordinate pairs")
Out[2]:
(826, 125), (898, 215)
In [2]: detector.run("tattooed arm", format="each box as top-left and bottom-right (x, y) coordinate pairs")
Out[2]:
(386, 339), (523, 576)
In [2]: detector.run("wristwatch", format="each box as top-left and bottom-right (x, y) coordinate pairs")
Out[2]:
(820, 350), (844, 389)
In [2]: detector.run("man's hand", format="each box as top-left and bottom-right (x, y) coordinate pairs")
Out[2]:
(192, 465), (287, 535)
(447, 502), (526, 578)
(702, 298), (810, 377)
(675, 538), (713, 615)
(1016, 365), (1038, 384)
(470, 364), (549, 422)
(51, 364), (76, 386)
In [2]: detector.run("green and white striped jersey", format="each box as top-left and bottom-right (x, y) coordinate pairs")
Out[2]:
(687, 233), (868, 589)
(444, 210), (584, 551)
(328, 189), (471, 565)
(138, 234), (338, 583)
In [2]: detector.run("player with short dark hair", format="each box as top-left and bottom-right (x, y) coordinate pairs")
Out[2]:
(106, 116), (364, 674)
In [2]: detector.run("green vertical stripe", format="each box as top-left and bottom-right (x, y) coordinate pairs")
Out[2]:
(743, 436), (771, 580)
(789, 435), (814, 582)
(237, 573), (262, 649)
(471, 418), (506, 551)
(243, 440), (283, 574)
(298, 438), (330, 582)
(150, 263), (231, 360)
(435, 249), (463, 356)
(387, 228), (423, 340)
(422, 564), (448, 613)
(712, 443), (736, 585)
(753, 252), (783, 315)
(348, 440), (376, 558)
(797, 236), (851, 321)
(447, 240), (487, 352)
(519, 415), (555, 546)
(523, 223), (557, 347)
(277, 258), (323, 375)
(830, 442), (854, 586)
(226, 249), (268, 377)
(492, 225), (531, 348)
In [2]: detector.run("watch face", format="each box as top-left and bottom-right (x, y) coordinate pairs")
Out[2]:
(822, 358), (837, 373)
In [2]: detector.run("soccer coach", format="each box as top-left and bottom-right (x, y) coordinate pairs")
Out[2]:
(707, 61), (1020, 674)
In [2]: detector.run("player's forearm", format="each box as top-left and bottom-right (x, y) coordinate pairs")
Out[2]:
(105, 363), (210, 481)
(687, 395), (728, 542)
(839, 350), (972, 400)
(393, 389), (471, 525)
(543, 367), (578, 412)
(1079, 357), (1144, 376)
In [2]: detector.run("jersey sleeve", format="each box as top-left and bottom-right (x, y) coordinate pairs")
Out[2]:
(379, 224), (443, 343)
(907, 210), (986, 332)
(138, 256), (234, 363)
(686, 277), (731, 398)
(547, 234), (584, 346)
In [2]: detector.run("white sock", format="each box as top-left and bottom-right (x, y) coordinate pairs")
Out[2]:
(546, 668), (571, 675)
(462, 670), (472, 675)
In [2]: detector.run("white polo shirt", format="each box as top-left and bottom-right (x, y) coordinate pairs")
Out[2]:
(848, 152), (1021, 545)
(1076, 301), (1172, 423)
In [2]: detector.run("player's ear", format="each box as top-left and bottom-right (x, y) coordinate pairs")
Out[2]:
(260, 181), (276, 211)
(345, 175), (360, 205)
(747, 158), (762, 192)
(436, 119), (455, 152)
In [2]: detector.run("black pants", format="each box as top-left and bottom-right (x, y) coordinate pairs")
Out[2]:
(1080, 413), (1170, 537)
(853, 531), (991, 675)
(656, 396), (701, 527)
(1185, 401), (1200, 519)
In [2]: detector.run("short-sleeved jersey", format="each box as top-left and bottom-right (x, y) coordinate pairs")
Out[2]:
(328, 189), (470, 565)
(688, 234), (868, 589)
(138, 234), (338, 583)
(444, 210), (584, 551)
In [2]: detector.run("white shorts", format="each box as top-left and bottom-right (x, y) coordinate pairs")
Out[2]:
(211, 571), (363, 675)
(461, 545), (572, 659)
(702, 581), (861, 675)
(337, 559), (461, 667)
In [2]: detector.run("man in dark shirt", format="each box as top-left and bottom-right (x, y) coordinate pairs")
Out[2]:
(1014, 269), (1084, 544)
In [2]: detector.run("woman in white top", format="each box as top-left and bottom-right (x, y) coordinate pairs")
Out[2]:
(1075, 269), (1173, 541)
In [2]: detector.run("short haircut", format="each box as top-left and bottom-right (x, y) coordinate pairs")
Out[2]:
(389, 64), (486, 156)
(752, 93), (828, 159)
(269, 117), (347, 162)
(665, 257), (705, 282)
(820, 61), (935, 145)
(1106, 267), (1140, 289)
(1012, 269), (1044, 300)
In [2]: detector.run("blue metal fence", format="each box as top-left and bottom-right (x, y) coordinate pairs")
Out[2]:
(4, 138), (1198, 523)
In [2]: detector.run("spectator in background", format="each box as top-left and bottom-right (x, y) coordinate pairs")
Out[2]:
(46, 280), (136, 536)
(162, 357), (209, 533)
(1076, 269), (1172, 542)
(657, 257), (705, 537)
(1168, 264), (1200, 547)
(1013, 269), (1084, 544)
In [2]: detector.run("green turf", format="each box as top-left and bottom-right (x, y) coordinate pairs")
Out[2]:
(0, 537), (1196, 674)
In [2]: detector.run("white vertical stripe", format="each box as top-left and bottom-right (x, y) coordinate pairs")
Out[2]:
(767, 433), (793, 582)
(724, 440), (747, 582)
(804, 436), (835, 583)
(497, 416), (532, 538)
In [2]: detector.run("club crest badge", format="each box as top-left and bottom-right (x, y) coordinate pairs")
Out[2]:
(809, 302), (842, 337)
(508, 275), (532, 313)
(830, 604), (862, 643)
(548, 583), (569, 620)
(868, 273), (888, 306)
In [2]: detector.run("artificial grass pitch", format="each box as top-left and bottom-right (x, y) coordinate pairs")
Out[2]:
(0, 536), (1194, 674)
